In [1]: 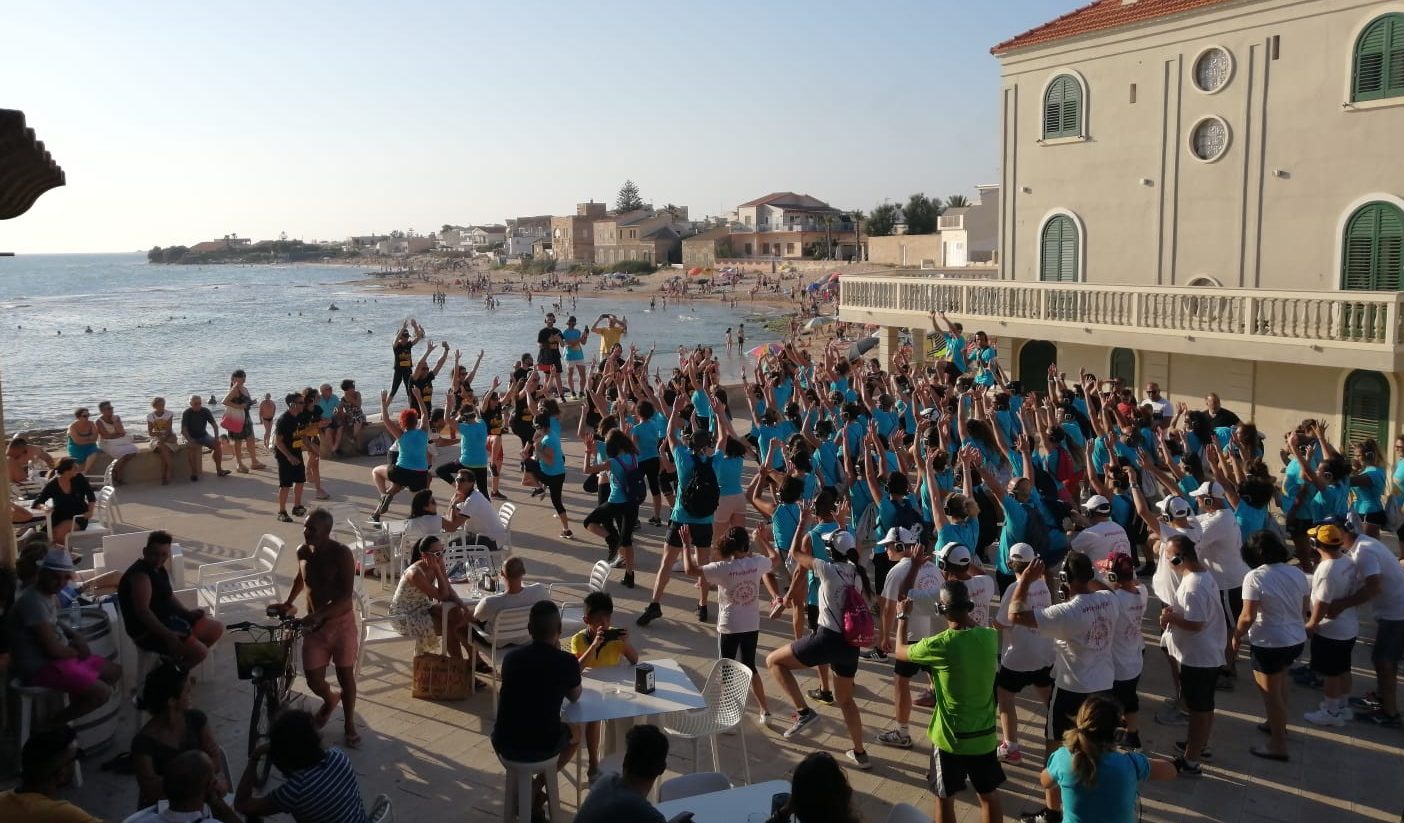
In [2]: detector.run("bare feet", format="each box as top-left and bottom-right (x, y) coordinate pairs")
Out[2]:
(344, 724), (362, 749)
(313, 691), (341, 728)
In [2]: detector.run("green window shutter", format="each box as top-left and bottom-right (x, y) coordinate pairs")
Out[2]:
(1342, 202), (1404, 290)
(1043, 76), (1083, 139)
(1040, 216), (1079, 282)
(1343, 370), (1390, 451)
(1043, 78), (1065, 138)
(1354, 15), (1404, 102)
(1061, 87), (1080, 135)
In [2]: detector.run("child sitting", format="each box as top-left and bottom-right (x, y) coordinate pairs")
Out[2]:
(568, 591), (639, 781)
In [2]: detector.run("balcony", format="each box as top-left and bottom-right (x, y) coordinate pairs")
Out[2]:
(735, 222), (855, 234)
(937, 214), (964, 231)
(837, 273), (1404, 371)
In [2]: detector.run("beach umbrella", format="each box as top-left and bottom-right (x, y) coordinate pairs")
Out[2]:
(749, 343), (784, 358)
(688, 267), (703, 275)
(804, 316), (835, 331)
(846, 336), (879, 362)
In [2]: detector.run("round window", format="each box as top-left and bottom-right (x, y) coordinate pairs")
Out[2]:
(1189, 117), (1230, 162)
(1193, 47), (1233, 93)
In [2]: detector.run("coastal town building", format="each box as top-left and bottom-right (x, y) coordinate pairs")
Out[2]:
(464, 224), (507, 247)
(187, 236), (251, 255)
(866, 185), (1001, 269)
(550, 201), (608, 262)
(681, 226), (733, 269)
(839, 0), (1404, 447)
(375, 235), (436, 255)
(592, 209), (681, 266)
(730, 192), (857, 260)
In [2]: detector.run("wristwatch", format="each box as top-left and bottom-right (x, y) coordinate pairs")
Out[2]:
(896, 612), (910, 621)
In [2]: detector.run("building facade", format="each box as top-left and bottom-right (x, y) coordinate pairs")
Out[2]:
(593, 210), (680, 266)
(551, 201), (607, 262)
(731, 192), (858, 260)
(839, 0), (1404, 448)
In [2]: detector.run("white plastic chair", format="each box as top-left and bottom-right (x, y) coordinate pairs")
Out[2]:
(657, 771), (731, 802)
(443, 542), (493, 573)
(498, 752), (559, 823)
(660, 658), (753, 784)
(557, 560), (612, 630)
(496, 502), (517, 554)
(13, 678), (83, 787)
(355, 593), (455, 683)
(368, 793), (394, 823)
(195, 534), (285, 616)
(885, 802), (934, 823)
(57, 487), (116, 554)
(485, 605), (534, 711)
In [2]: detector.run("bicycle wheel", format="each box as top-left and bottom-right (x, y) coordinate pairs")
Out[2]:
(248, 685), (277, 787)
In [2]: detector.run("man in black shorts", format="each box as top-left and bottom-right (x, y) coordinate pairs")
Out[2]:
(117, 530), (225, 668)
(536, 313), (563, 400)
(273, 393), (307, 523)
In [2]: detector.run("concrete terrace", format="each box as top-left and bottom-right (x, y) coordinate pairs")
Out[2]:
(16, 441), (1404, 823)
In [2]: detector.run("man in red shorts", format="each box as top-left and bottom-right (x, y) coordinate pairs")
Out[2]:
(6, 549), (122, 727)
(273, 508), (360, 748)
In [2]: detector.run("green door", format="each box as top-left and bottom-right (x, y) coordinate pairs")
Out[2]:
(1342, 369), (1391, 450)
(1110, 348), (1136, 388)
(1017, 341), (1057, 386)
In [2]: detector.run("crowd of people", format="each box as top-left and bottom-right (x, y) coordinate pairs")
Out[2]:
(5, 299), (1404, 823)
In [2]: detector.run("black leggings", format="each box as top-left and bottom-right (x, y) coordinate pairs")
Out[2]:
(436, 460), (487, 490)
(584, 501), (639, 548)
(720, 630), (760, 673)
(525, 460), (567, 514)
(873, 552), (896, 595)
(389, 367), (413, 402)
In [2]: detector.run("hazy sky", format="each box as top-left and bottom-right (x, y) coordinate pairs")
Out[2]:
(3, 1), (1077, 253)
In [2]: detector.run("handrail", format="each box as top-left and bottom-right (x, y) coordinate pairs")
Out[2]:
(838, 274), (1404, 347)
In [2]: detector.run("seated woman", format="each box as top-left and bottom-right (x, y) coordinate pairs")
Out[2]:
(389, 535), (481, 678)
(339, 379), (366, 455)
(95, 401), (139, 485)
(132, 662), (229, 809)
(65, 407), (100, 474)
(146, 397), (180, 486)
(33, 457), (96, 546)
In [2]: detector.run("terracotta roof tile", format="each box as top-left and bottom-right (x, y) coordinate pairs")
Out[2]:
(992, 0), (1239, 54)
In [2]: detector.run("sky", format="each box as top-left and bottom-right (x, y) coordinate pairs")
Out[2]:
(2, 0), (1080, 253)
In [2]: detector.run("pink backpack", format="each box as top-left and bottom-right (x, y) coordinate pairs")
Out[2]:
(840, 572), (876, 648)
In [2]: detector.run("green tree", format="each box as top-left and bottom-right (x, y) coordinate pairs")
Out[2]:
(946, 194), (970, 208)
(147, 246), (163, 263)
(904, 194), (941, 234)
(867, 203), (900, 236)
(616, 179), (644, 212)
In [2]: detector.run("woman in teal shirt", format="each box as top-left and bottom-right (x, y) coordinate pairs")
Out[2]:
(1032, 695), (1174, 823)
(373, 392), (431, 521)
(525, 416), (572, 538)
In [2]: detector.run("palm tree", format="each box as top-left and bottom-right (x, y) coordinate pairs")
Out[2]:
(946, 194), (970, 209)
(849, 209), (865, 262)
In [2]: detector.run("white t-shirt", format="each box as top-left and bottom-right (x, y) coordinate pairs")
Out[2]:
(1142, 397), (1172, 422)
(1193, 509), (1249, 591)
(1152, 521), (1202, 607)
(963, 573), (998, 629)
(1071, 520), (1130, 566)
(996, 579), (1056, 672)
(1164, 570), (1226, 668)
(1241, 563), (1309, 648)
(882, 556), (943, 638)
(701, 554), (772, 635)
(1111, 586), (1149, 680)
(813, 558), (861, 634)
(473, 582), (551, 642)
(455, 491), (507, 544)
(1311, 554), (1360, 641)
(1035, 589), (1119, 692)
(146, 410), (176, 440)
(1349, 535), (1404, 621)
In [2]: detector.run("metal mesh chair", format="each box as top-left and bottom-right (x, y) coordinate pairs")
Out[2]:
(660, 658), (753, 784)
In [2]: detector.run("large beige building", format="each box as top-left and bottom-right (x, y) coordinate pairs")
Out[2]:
(840, 0), (1404, 448)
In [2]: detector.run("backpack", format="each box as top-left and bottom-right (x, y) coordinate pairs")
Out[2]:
(617, 455), (647, 506)
(1020, 500), (1051, 557)
(839, 569), (876, 648)
(892, 496), (922, 531)
(365, 432), (392, 456)
(680, 452), (720, 517)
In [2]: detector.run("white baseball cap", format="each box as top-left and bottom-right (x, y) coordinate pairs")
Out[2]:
(877, 526), (919, 547)
(1083, 494), (1112, 514)
(823, 529), (857, 554)
(938, 542), (972, 567)
(1008, 543), (1036, 564)
(1193, 480), (1224, 499)
(1157, 495), (1192, 519)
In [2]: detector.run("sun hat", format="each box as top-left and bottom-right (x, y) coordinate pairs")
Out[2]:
(41, 549), (75, 573)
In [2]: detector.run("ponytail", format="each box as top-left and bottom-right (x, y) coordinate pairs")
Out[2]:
(1062, 694), (1121, 788)
(839, 548), (873, 598)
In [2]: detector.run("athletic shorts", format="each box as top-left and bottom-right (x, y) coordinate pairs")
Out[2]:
(189, 433), (218, 450)
(791, 627), (859, 679)
(927, 748), (1005, 798)
(894, 658), (925, 679)
(666, 521), (712, 549)
(1250, 643), (1303, 675)
(276, 455), (306, 488)
(1179, 664), (1219, 713)
(1363, 510), (1388, 527)
(30, 655), (108, 694)
(1310, 634), (1356, 678)
(805, 603), (819, 632)
(997, 665), (1053, 694)
(301, 611), (359, 671)
(1111, 676), (1141, 715)
(714, 493), (745, 526)
(1374, 619), (1404, 665)
(1047, 686), (1103, 742)
(388, 465), (430, 492)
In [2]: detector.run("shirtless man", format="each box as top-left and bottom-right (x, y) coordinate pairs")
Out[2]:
(6, 436), (55, 485)
(272, 509), (360, 747)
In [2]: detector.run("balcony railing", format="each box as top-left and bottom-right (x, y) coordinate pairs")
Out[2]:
(937, 215), (964, 230)
(838, 273), (1404, 368)
(735, 223), (855, 234)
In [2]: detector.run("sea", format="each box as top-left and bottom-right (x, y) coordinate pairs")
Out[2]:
(0, 253), (779, 431)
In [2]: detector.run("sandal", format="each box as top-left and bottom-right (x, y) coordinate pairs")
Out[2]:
(344, 728), (362, 749)
(250, 462), (268, 470)
(236, 465), (250, 474)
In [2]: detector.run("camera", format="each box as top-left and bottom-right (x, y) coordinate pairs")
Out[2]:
(589, 627), (624, 644)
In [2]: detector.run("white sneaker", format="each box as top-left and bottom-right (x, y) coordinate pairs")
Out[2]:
(997, 740), (1023, 764)
(1304, 706), (1347, 728)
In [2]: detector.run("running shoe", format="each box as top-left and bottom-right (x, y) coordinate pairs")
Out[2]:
(621, 571), (635, 589)
(696, 603), (709, 622)
(1019, 809), (1063, 823)
(635, 603), (663, 626)
(276, 511), (293, 523)
(861, 648), (888, 661)
(997, 740), (1022, 764)
(647, 517), (664, 527)
(1154, 707), (1188, 727)
(914, 690), (936, 708)
(1172, 756), (1203, 777)
(1174, 741), (1213, 761)
(806, 688), (835, 706)
(291, 505), (307, 517)
(1349, 692), (1382, 711)
(1355, 710), (1402, 727)
(877, 728), (913, 749)
(844, 749), (872, 770)
(782, 709), (819, 738)
(1303, 705), (1347, 728)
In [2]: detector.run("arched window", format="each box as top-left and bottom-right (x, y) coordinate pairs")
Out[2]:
(1352, 14), (1404, 102)
(1043, 75), (1084, 139)
(1040, 215), (1080, 282)
(1110, 348), (1136, 388)
(1343, 370), (1391, 450)
(1342, 202), (1404, 290)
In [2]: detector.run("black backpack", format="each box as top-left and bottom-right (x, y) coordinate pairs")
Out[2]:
(617, 455), (647, 506)
(681, 452), (720, 517)
(892, 495), (922, 531)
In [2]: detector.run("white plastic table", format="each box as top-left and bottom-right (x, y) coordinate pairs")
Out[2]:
(654, 780), (791, 822)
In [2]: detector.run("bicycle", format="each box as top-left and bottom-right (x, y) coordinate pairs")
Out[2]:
(228, 606), (305, 787)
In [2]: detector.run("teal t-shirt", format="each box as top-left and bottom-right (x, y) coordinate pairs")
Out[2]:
(1353, 466), (1386, 515)
(670, 445), (716, 525)
(458, 419), (488, 467)
(395, 429), (429, 471)
(1046, 747), (1152, 823)
(632, 415), (662, 460)
(905, 627), (999, 755)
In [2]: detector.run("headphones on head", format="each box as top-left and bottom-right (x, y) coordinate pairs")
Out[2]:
(1169, 554), (1184, 566)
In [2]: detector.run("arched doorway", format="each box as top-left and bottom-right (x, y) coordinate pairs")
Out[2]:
(1343, 369), (1391, 449)
(1017, 340), (1057, 385)
(1110, 348), (1136, 388)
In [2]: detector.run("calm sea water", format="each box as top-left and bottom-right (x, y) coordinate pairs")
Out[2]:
(0, 253), (777, 430)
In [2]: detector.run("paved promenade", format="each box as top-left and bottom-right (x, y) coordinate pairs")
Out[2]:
(23, 441), (1404, 823)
